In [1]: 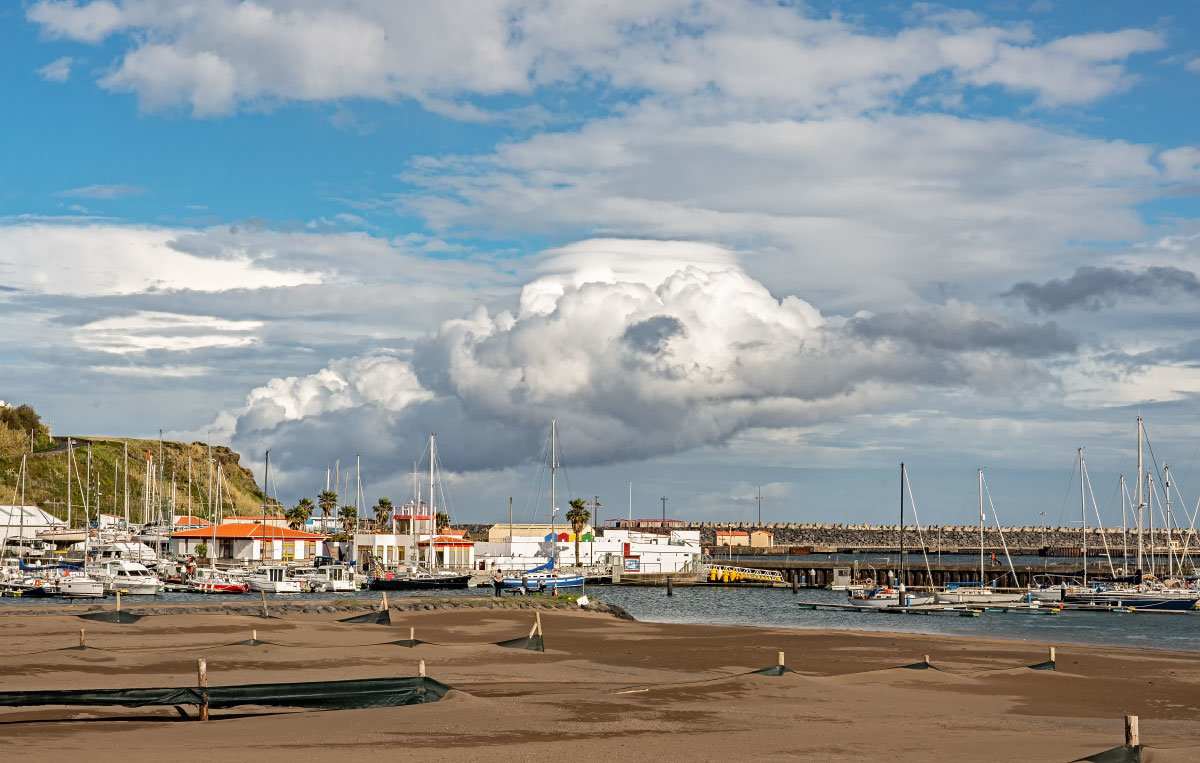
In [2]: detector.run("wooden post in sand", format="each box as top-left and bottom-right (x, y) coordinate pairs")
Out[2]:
(260, 589), (269, 618)
(778, 651), (785, 667)
(197, 658), (209, 722)
(79, 629), (85, 648)
(116, 591), (121, 612)
(666, 575), (673, 596)
(409, 627), (415, 642)
(252, 629), (257, 642)
(1048, 646), (1056, 664)
(923, 654), (931, 666)
(418, 659), (426, 678)
(536, 611), (543, 637)
(1125, 715), (1139, 747)
(381, 591), (389, 610)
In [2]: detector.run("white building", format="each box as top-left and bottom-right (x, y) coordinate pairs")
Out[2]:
(172, 523), (329, 562)
(473, 526), (701, 574)
(0, 505), (67, 541)
(353, 531), (474, 571)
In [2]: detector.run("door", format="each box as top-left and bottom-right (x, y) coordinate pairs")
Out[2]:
(282, 541), (295, 562)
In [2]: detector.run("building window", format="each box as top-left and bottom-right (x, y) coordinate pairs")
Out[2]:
(282, 541), (295, 562)
(306, 541), (316, 558)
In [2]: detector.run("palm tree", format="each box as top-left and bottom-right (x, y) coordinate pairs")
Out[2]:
(285, 498), (314, 530)
(373, 497), (393, 530)
(435, 511), (450, 533)
(317, 490), (338, 518)
(566, 498), (590, 566)
(339, 505), (358, 536)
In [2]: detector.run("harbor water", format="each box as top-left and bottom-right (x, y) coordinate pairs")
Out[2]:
(2, 581), (1196, 653)
(585, 584), (1200, 654)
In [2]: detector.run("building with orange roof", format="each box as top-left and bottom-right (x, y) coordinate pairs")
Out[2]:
(714, 530), (750, 547)
(172, 523), (329, 562)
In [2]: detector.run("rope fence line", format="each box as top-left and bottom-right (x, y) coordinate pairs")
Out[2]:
(0, 614), (549, 658)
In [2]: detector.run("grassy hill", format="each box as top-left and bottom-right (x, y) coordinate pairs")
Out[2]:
(0, 437), (266, 526)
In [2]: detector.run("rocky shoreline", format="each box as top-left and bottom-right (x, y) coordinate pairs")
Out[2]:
(0, 595), (636, 621)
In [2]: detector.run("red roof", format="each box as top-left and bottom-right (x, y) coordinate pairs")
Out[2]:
(223, 515), (286, 522)
(174, 517), (212, 526)
(173, 523), (326, 540)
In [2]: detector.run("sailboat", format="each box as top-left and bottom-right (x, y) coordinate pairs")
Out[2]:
(369, 434), (470, 590)
(1058, 424), (1200, 611)
(850, 463), (934, 607)
(934, 469), (1022, 604)
(502, 419), (585, 592)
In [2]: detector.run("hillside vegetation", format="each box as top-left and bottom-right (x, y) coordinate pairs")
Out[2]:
(0, 435), (266, 525)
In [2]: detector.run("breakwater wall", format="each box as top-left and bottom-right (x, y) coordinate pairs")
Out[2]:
(691, 523), (1190, 553)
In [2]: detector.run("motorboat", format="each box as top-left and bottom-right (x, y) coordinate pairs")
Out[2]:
(58, 572), (105, 598)
(849, 587), (935, 608)
(193, 567), (250, 594)
(295, 564), (359, 592)
(248, 565), (303, 594)
(88, 559), (162, 595)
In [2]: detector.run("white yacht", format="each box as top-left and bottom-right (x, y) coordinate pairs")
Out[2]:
(58, 572), (105, 598)
(248, 565), (303, 594)
(88, 559), (162, 595)
(849, 587), (935, 608)
(934, 584), (1023, 605)
(294, 564), (358, 592)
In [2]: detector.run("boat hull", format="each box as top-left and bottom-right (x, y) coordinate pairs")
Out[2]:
(60, 578), (105, 598)
(849, 592), (935, 608)
(934, 590), (1023, 604)
(501, 574), (585, 590)
(369, 574), (471, 590)
(1064, 593), (1200, 611)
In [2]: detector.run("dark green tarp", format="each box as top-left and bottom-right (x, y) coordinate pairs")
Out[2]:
(748, 665), (795, 676)
(1074, 744), (1141, 762)
(0, 675), (451, 710)
(338, 609), (392, 625)
(495, 634), (544, 652)
(78, 611), (144, 624)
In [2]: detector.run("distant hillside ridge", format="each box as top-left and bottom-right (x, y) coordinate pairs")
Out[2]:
(0, 437), (265, 525)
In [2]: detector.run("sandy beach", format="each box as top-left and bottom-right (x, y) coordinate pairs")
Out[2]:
(0, 598), (1197, 761)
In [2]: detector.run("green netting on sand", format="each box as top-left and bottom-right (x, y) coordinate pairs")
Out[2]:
(0, 675), (451, 711)
(494, 635), (545, 652)
(338, 609), (392, 625)
(77, 611), (145, 624)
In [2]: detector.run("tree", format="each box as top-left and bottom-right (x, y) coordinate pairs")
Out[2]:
(318, 490), (338, 518)
(435, 511), (450, 533)
(339, 505), (358, 535)
(374, 497), (393, 529)
(566, 498), (591, 566)
(196, 542), (209, 559)
(286, 498), (314, 530)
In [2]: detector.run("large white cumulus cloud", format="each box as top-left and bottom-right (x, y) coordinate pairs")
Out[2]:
(222, 239), (1073, 471)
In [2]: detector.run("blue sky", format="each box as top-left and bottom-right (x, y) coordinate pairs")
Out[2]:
(4, 1), (1200, 528)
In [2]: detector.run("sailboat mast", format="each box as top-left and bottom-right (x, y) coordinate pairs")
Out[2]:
(1148, 471), (1155, 576)
(211, 463), (221, 569)
(551, 419), (558, 568)
(123, 440), (129, 529)
(67, 439), (72, 529)
(1079, 448), (1087, 587)
(1120, 475), (1128, 566)
(978, 468), (984, 588)
(1136, 417), (1144, 571)
(899, 462), (905, 593)
(429, 434), (436, 571)
(1165, 465), (1173, 578)
(263, 450), (269, 564)
(84, 445), (91, 560)
(19, 454), (26, 557)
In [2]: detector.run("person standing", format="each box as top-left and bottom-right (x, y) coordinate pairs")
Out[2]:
(492, 569), (504, 597)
